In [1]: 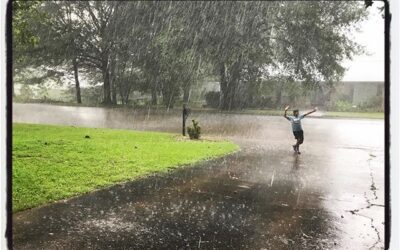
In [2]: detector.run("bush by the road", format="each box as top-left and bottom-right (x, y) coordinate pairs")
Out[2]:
(187, 120), (201, 139)
(333, 100), (355, 112)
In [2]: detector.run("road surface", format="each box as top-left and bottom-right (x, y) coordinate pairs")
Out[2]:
(13, 103), (385, 249)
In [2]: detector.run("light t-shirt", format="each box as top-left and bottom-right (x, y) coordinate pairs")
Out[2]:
(286, 115), (305, 132)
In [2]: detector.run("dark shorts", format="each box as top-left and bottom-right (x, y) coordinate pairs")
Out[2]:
(293, 130), (304, 141)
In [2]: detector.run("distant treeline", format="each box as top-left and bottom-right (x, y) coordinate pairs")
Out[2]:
(13, 1), (367, 110)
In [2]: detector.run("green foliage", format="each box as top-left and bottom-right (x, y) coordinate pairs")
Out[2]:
(13, 123), (238, 211)
(187, 120), (201, 140)
(359, 95), (383, 112)
(14, 2), (367, 109)
(331, 96), (383, 112)
(12, 1), (42, 53)
(37, 84), (49, 99)
(17, 85), (35, 101)
(205, 91), (220, 108)
(334, 100), (355, 112)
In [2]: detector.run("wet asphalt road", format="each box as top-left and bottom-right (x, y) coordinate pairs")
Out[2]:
(13, 104), (385, 249)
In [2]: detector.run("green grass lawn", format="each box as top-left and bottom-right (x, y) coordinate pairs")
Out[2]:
(13, 123), (238, 212)
(324, 111), (384, 119)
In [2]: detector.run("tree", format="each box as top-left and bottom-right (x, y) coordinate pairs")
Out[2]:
(14, 1), (367, 109)
(12, 0), (42, 66)
(32, 1), (126, 105)
(14, 2), (85, 103)
(272, 2), (365, 85)
(180, 1), (365, 110)
(42, 2), (84, 103)
(12, 0), (42, 96)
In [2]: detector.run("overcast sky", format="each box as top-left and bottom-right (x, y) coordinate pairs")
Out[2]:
(342, 2), (385, 82)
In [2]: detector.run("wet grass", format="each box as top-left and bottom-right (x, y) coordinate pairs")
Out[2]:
(13, 123), (238, 212)
(323, 111), (384, 119)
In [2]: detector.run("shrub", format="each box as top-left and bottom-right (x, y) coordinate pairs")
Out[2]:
(18, 85), (35, 101)
(204, 91), (220, 108)
(187, 120), (201, 139)
(334, 100), (355, 112)
(359, 95), (383, 112)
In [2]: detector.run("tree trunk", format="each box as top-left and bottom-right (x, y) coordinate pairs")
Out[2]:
(111, 80), (117, 105)
(102, 64), (112, 105)
(73, 58), (82, 104)
(219, 60), (241, 111)
(275, 84), (283, 109)
(120, 84), (131, 106)
(151, 80), (158, 105)
(110, 57), (117, 105)
(183, 83), (191, 104)
(162, 83), (176, 110)
(227, 79), (239, 110)
(219, 63), (228, 110)
(162, 87), (169, 108)
(227, 56), (243, 110)
(151, 90), (157, 105)
(124, 91), (130, 105)
(118, 84), (125, 105)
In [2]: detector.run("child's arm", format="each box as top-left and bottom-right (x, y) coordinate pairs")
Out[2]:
(303, 107), (318, 117)
(283, 106), (290, 120)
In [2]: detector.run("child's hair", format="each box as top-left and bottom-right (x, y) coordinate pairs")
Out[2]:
(293, 109), (299, 112)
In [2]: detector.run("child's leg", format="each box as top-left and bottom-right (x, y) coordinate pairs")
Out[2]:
(297, 138), (303, 152)
(294, 139), (300, 151)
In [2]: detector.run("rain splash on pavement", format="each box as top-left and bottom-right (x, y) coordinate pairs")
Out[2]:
(13, 103), (384, 249)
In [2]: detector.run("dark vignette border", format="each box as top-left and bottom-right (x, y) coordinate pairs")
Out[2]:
(6, 0), (12, 249)
(383, 0), (391, 248)
(4, 0), (392, 249)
